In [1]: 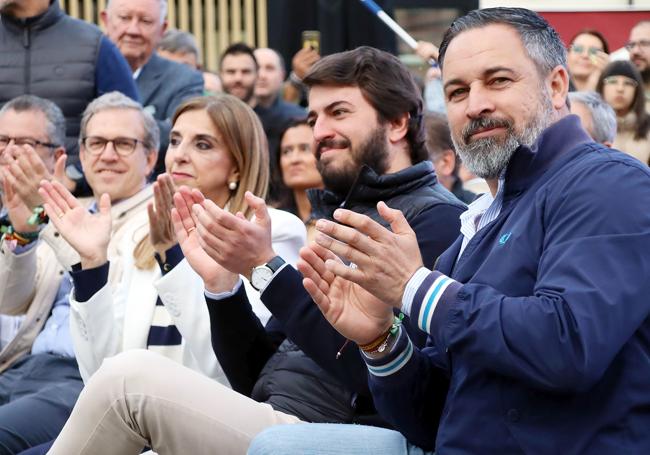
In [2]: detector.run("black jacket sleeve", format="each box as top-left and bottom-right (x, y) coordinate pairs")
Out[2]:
(206, 284), (284, 396)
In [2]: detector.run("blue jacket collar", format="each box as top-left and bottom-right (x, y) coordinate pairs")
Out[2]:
(504, 114), (592, 197)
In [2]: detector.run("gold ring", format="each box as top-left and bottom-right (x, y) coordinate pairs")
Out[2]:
(56, 211), (64, 218)
(187, 226), (196, 233)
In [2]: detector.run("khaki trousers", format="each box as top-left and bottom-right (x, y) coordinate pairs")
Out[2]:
(47, 350), (302, 455)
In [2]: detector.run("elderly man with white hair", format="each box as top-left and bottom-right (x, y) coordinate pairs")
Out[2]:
(101, 0), (204, 176)
(569, 91), (617, 146)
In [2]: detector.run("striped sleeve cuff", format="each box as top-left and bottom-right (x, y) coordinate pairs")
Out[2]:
(411, 271), (462, 335)
(361, 326), (414, 377)
(402, 267), (432, 316)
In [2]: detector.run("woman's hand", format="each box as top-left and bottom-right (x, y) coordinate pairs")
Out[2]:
(586, 50), (610, 91)
(148, 174), (177, 258)
(172, 186), (239, 294)
(39, 180), (112, 269)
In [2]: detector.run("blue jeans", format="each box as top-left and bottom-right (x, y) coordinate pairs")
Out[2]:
(0, 354), (82, 454)
(247, 423), (434, 455)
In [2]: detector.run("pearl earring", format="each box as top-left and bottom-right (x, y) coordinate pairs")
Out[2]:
(228, 181), (238, 191)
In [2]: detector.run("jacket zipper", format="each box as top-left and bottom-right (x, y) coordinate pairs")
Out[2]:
(22, 21), (31, 94)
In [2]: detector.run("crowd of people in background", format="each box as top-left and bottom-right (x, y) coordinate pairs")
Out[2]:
(0, 0), (649, 454)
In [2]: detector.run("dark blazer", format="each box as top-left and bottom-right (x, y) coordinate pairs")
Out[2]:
(137, 53), (204, 175)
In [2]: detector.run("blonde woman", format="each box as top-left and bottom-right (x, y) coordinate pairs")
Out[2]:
(40, 94), (305, 383)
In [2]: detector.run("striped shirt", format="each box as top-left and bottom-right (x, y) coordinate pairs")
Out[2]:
(147, 245), (184, 363)
(402, 178), (504, 317)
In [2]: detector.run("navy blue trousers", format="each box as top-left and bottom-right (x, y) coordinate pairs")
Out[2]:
(0, 354), (82, 454)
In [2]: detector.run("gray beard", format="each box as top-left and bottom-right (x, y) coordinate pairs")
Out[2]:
(452, 96), (555, 179)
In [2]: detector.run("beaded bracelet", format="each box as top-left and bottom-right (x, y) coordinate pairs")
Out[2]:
(27, 206), (48, 226)
(0, 225), (39, 251)
(359, 313), (405, 354)
(336, 313), (405, 359)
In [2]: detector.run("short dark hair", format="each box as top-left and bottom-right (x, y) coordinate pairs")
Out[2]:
(569, 29), (610, 54)
(219, 42), (258, 70)
(424, 113), (459, 176)
(439, 8), (567, 77)
(303, 46), (428, 164)
(424, 113), (454, 158)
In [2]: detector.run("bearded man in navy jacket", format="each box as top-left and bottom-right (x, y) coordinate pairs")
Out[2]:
(248, 7), (650, 455)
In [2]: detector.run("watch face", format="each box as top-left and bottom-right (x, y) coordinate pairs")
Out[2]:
(251, 266), (274, 290)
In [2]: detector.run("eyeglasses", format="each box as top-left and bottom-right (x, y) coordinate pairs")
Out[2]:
(569, 44), (603, 56)
(82, 136), (145, 156)
(0, 135), (59, 151)
(603, 76), (638, 89)
(624, 40), (650, 51)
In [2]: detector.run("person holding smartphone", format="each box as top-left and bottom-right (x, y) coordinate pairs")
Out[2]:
(567, 29), (610, 92)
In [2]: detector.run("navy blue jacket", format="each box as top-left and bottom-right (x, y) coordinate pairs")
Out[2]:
(366, 116), (650, 453)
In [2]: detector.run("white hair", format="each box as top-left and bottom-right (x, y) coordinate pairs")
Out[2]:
(106, 0), (168, 24)
(568, 91), (617, 144)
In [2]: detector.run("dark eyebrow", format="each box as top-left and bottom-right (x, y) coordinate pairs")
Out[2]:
(308, 100), (352, 116)
(169, 131), (219, 143)
(444, 66), (517, 91)
(324, 101), (352, 112)
(194, 134), (220, 143)
(483, 66), (516, 78)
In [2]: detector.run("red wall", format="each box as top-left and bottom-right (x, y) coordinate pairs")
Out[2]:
(539, 11), (650, 51)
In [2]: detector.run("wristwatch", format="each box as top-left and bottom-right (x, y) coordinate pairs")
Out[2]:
(250, 256), (285, 291)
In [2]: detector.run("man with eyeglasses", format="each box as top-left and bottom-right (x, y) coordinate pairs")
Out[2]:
(627, 20), (650, 111)
(0, 0), (139, 194)
(0, 92), (155, 453)
(101, 0), (204, 177)
(0, 95), (78, 454)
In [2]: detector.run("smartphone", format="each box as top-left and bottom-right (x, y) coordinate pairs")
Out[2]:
(302, 30), (320, 54)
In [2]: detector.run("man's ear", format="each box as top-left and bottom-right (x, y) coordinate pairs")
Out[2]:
(53, 147), (65, 161)
(387, 112), (410, 144)
(145, 149), (158, 176)
(548, 65), (570, 111)
(100, 10), (108, 28)
(435, 149), (456, 177)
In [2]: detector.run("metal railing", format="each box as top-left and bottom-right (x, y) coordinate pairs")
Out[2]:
(59, 0), (268, 71)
